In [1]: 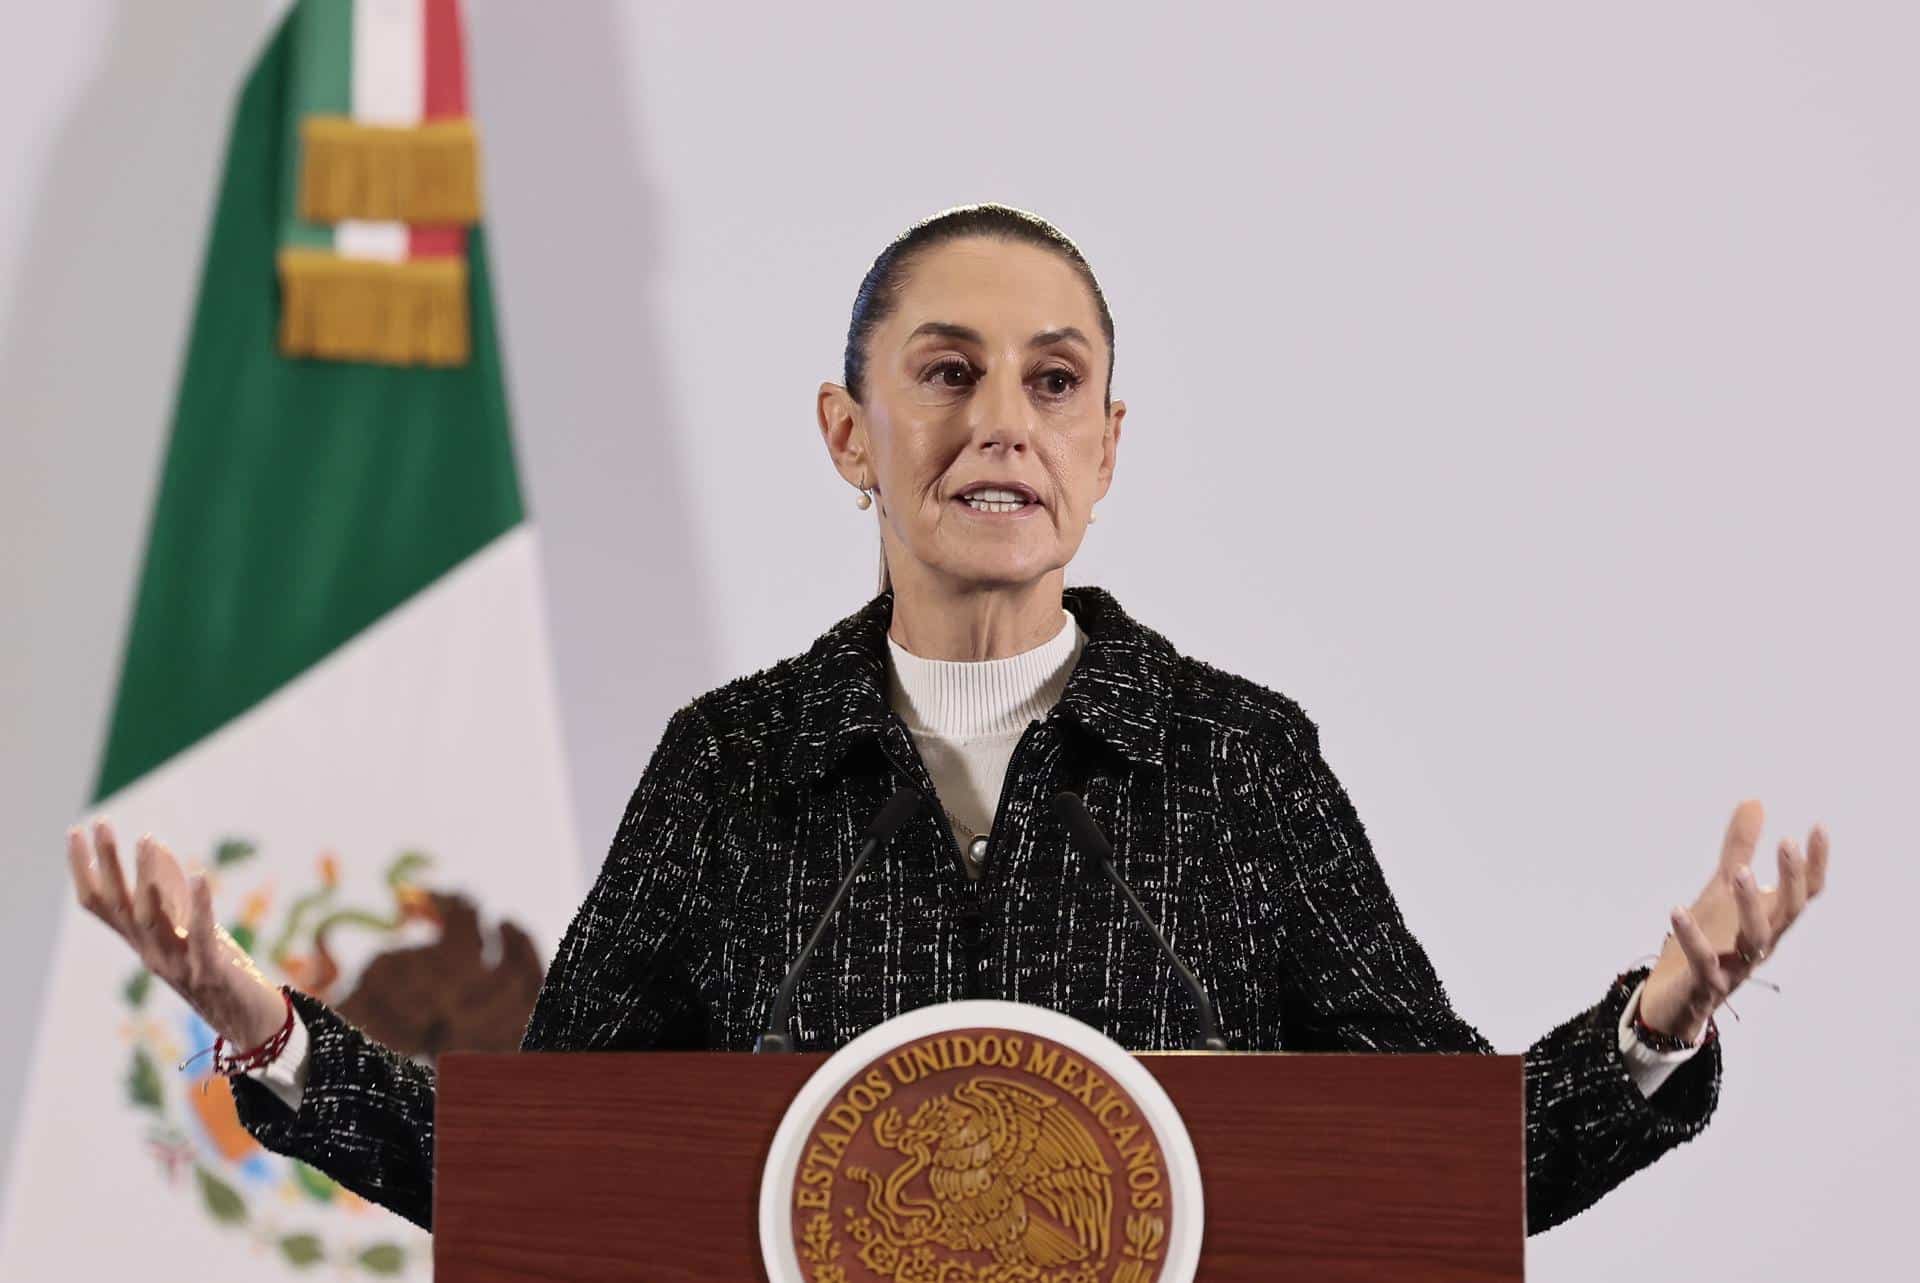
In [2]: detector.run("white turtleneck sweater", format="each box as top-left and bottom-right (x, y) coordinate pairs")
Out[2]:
(245, 605), (1694, 1110)
(884, 606), (1087, 859)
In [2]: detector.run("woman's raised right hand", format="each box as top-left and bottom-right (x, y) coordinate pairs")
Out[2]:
(67, 819), (289, 1049)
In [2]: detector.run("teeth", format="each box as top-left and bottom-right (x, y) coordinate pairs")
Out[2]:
(960, 487), (1030, 511)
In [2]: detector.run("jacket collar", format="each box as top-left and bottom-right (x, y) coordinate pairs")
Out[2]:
(778, 584), (1177, 787)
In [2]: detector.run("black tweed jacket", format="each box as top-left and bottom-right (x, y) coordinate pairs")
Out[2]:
(232, 583), (1720, 1234)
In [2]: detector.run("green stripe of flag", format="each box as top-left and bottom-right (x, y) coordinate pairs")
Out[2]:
(282, 0), (350, 249)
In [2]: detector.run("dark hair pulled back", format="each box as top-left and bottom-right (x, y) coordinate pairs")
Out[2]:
(843, 203), (1115, 412)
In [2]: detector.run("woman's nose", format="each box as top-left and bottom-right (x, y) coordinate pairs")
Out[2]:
(967, 366), (1035, 451)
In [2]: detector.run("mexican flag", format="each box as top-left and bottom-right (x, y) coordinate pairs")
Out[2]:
(0, 2), (581, 1278)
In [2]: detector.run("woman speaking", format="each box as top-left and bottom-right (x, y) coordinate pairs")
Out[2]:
(66, 203), (1830, 1237)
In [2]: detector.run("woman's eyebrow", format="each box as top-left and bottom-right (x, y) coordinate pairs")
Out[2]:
(1030, 326), (1091, 351)
(905, 321), (1091, 351)
(904, 321), (981, 346)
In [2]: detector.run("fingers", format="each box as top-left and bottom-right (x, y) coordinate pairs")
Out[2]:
(1713, 798), (1766, 888)
(1671, 905), (1730, 1009)
(67, 827), (99, 910)
(186, 871), (224, 993)
(131, 837), (157, 933)
(131, 838), (188, 966)
(91, 820), (136, 925)
(68, 822), (137, 938)
(132, 836), (188, 929)
(1772, 837), (1808, 934)
(136, 880), (183, 977)
(149, 840), (191, 929)
(1732, 866), (1773, 963)
(1805, 823), (1831, 896)
(72, 823), (235, 1003)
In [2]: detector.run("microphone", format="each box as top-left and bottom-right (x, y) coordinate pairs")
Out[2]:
(1052, 790), (1228, 1051)
(755, 785), (922, 1053)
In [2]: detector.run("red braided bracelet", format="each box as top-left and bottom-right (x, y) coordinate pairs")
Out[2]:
(1629, 987), (1718, 1053)
(208, 986), (296, 1077)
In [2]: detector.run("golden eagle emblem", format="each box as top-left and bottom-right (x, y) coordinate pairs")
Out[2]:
(846, 1075), (1113, 1272)
(788, 1027), (1177, 1283)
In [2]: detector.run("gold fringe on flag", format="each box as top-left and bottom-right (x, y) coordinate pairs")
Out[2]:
(298, 116), (482, 225)
(278, 248), (470, 367)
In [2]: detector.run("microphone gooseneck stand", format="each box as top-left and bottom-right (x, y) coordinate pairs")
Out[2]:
(755, 785), (922, 1053)
(1053, 789), (1229, 1051)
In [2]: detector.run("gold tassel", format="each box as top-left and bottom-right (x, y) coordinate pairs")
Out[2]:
(278, 248), (470, 367)
(298, 116), (482, 225)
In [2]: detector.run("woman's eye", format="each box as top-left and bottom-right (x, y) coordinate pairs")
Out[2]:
(926, 359), (974, 388)
(1038, 367), (1082, 398)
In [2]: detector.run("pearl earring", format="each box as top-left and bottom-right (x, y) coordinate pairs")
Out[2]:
(1088, 507), (1098, 524)
(854, 473), (873, 510)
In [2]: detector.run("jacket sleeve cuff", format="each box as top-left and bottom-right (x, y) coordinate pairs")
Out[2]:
(1617, 977), (1707, 1099)
(1588, 966), (1721, 1139)
(239, 1001), (310, 1112)
(1522, 965), (1723, 1233)
(230, 989), (349, 1150)
(227, 986), (436, 1200)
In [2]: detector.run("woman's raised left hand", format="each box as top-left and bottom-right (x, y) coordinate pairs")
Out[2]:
(1637, 799), (1830, 1043)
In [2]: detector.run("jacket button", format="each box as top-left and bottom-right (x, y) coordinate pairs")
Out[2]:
(957, 908), (991, 950)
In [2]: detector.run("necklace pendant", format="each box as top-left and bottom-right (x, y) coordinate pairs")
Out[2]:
(961, 834), (991, 880)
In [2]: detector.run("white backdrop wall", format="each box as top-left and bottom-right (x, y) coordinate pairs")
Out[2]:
(3, 3), (1912, 1276)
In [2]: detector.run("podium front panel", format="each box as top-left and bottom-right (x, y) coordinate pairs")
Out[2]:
(435, 1050), (1521, 1281)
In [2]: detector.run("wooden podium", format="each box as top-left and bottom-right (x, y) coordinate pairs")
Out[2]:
(433, 1049), (1523, 1281)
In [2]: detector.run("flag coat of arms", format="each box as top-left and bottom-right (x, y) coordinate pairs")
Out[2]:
(0, 2), (583, 1276)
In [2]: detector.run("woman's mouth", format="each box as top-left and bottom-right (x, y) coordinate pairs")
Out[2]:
(952, 487), (1043, 518)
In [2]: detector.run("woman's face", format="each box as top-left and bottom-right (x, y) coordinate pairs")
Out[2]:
(819, 236), (1125, 593)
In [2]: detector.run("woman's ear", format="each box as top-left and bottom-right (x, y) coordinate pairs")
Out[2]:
(817, 382), (869, 486)
(1096, 398), (1126, 500)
